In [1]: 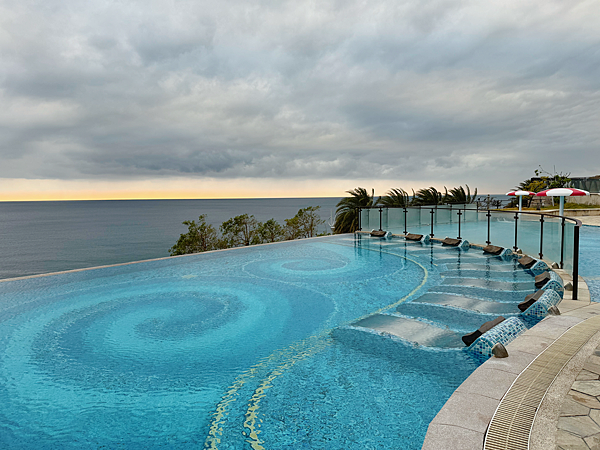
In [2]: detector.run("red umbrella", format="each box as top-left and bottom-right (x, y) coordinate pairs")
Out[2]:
(536, 188), (590, 216)
(506, 190), (536, 212)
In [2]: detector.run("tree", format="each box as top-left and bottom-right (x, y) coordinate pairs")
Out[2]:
(285, 206), (325, 239)
(334, 187), (379, 234)
(446, 185), (478, 204)
(516, 167), (571, 208)
(169, 215), (218, 256)
(411, 187), (446, 206)
(220, 214), (259, 247)
(254, 219), (285, 244)
(380, 188), (410, 207)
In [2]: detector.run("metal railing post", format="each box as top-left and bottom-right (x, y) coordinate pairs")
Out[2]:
(560, 217), (565, 269)
(486, 210), (491, 245)
(539, 214), (544, 260)
(457, 210), (462, 240)
(379, 207), (383, 231)
(430, 208), (435, 238)
(513, 212), (519, 252)
(358, 208), (361, 231)
(403, 207), (408, 235)
(573, 224), (580, 300)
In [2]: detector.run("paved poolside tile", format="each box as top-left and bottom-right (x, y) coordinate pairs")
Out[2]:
(584, 433), (600, 449)
(555, 429), (589, 449)
(589, 409), (600, 427)
(559, 397), (590, 417)
(572, 381), (600, 397)
(569, 391), (600, 409)
(576, 369), (600, 381)
(558, 416), (600, 438)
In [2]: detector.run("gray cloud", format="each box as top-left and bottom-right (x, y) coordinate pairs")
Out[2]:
(1, 0), (599, 191)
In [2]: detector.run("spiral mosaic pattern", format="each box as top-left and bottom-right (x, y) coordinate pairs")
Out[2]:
(0, 238), (427, 448)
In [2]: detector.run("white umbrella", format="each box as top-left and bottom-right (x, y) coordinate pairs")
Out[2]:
(506, 190), (536, 212)
(535, 188), (590, 216)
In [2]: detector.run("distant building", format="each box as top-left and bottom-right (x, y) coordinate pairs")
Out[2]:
(570, 176), (600, 193)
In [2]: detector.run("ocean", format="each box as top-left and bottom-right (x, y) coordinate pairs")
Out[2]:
(0, 198), (341, 280)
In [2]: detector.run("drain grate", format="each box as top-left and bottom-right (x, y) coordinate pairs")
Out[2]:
(483, 315), (600, 450)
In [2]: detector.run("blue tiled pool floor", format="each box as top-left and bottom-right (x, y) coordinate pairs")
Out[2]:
(0, 235), (538, 449)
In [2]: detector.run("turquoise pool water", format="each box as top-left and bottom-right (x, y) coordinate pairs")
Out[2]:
(0, 235), (536, 449)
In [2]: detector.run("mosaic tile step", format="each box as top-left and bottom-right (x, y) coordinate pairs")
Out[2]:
(441, 277), (534, 291)
(410, 293), (521, 314)
(396, 303), (511, 333)
(428, 285), (535, 303)
(351, 313), (463, 348)
(441, 269), (534, 281)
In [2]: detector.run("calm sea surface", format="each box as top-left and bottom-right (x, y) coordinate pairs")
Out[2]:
(0, 198), (340, 280)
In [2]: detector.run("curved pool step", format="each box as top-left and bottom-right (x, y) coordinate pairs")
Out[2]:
(350, 313), (464, 348)
(442, 262), (520, 272)
(394, 303), (510, 333)
(428, 285), (534, 302)
(441, 269), (534, 282)
(440, 277), (533, 291)
(409, 293), (521, 314)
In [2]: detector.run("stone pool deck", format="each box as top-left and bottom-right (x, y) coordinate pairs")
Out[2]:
(579, 216), (600, 227)
(422, 272), (600, 450)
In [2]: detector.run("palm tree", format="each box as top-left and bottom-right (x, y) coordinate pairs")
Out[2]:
(334, 187), (379, 233)
(411, 187), (446, 206)
(446, 185), (478, 204)
(380, 188), (410, 208)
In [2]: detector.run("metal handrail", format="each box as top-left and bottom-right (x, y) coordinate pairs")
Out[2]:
(357, 205), (582, 300)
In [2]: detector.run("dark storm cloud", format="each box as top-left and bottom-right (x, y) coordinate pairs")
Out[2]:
(1, 0), (599, 189)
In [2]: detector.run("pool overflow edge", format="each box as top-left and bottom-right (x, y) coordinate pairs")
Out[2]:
(356, 205), (582, 300)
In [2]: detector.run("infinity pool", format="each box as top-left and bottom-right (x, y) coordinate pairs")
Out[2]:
(0, 235), (535, 449)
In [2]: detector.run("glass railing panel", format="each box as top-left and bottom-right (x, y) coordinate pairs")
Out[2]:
(540, 215), (561, 267)
(387, 208), (404, 234)
(463, 208), (480, 223)
(436, 207), (451, 225)
(382, 208), (389, 230)
(360, 209), (370, 231)
(515, 213), (543, 259)
(563, 220), (575, 272)
(406, 208), (421, 230)
(368, 209), (380, 230)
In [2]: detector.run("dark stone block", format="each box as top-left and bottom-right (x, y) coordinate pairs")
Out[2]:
(370, 230), (386, 237)
(518, 256), (536, 268)
(534, 271), (551, 289)
(479, 316), (505, 334)
(442, 238), (461, 246)
(462, 330), (482, 346)
(462, 316), (506, 347)
(405, 233), (423, 241)
(518, 289), (545, 312)
(483, 245), (504, 255)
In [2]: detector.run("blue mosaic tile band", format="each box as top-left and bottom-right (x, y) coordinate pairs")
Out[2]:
(458, 240), (470, 250)
(531, 260), (549, 272)
(541, 271), (564, 297)
(499, 248), (513, 257)
(466, 317), (527, 359)
(421, 235), (431, 244)
(522, 289), (562, 318)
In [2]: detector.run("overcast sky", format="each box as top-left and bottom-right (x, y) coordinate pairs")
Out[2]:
(1, 0), (599, 200)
